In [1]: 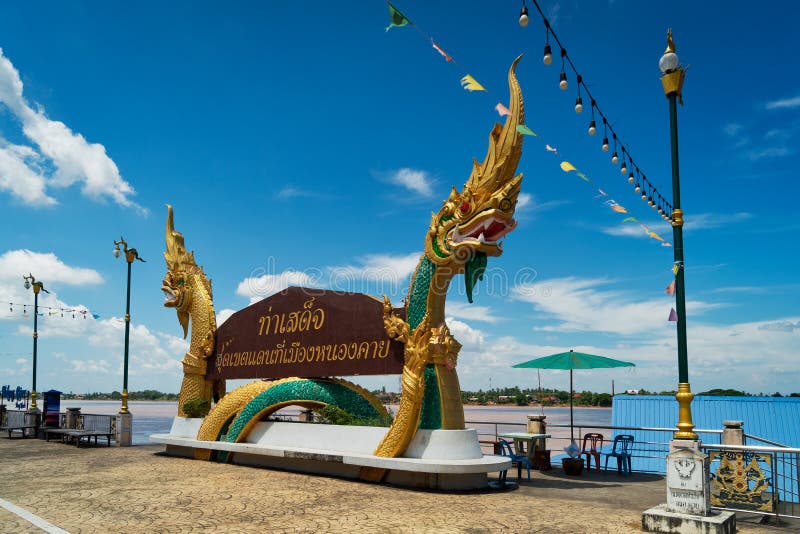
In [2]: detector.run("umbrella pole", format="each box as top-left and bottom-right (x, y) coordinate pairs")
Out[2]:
(569, 369), (574, 443)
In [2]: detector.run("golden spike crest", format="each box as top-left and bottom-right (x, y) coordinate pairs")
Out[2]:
(464, 55), (525, 203)
(164, 204), (199, 274)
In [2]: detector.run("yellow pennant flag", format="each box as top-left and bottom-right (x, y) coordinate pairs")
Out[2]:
(559, 161), (577, 172)
(460, 74), (486, 92)
(649, 231), (665, 242)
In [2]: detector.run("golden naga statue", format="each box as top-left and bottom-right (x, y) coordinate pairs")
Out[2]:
(373, 56), (525, 459)
(163, 205), (224, 416)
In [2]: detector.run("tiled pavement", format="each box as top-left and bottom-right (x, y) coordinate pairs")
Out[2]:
(0, 439), (792, 533)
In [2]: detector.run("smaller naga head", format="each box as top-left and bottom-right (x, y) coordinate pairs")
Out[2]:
(424, 56), (525, 301)
(163, 205), (207, 337)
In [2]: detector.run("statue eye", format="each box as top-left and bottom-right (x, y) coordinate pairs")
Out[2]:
(460, 202), (470, 213)
(177, 279), (185, 285)
(499, 198), (512, 211)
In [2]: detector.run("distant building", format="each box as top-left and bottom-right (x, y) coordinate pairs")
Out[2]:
(625, 389), (641, 395)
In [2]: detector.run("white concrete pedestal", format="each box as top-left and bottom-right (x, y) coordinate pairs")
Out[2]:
(116, 413), (132, 447)
(642, 440), (736, 533)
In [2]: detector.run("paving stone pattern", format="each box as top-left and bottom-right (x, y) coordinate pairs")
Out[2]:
(0, 439), (790, 533)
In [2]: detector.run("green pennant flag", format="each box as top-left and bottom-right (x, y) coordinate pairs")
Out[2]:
(386, 2), (410, 31)
(516, 124), (538, 137)
(621, 216), (638, 223)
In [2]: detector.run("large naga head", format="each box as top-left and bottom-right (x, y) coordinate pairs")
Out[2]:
(163, 205), (210, 337)
(424, 56), (525, 300)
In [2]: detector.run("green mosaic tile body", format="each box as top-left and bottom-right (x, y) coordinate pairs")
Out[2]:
(407, 257), (434, 332)
(418, 365), (442, 429)
(224, 379), (382, 443)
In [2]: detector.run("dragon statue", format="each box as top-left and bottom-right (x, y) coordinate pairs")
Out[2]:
(163, 204), (224, 416)
(371, 56), (525, 461)
(159, 57), (524, 475)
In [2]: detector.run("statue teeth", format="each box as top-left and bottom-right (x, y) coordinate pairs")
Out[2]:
(478, 232), (486, 244)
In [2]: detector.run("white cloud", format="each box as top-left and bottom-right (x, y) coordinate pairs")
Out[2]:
(0, 250), (102, 327)
(600, 212), (752, 238)
(446, 301), (500, 323)
(385, 168), (435, 197)
(746, 147), (791, 161)
(329, 252), (420, 285)
(515, 193), (570, 215)
(216, 308), (236, 325)
(275, 186), (317, 200)
(512, 276), (723, 337)
(0, 48), (142, 212)
(684, 212), (753, 230)
(444, 318), (485, 351)
(236, 270), (320, 304)
(723, 123), (743, 137)
(0, 249), (103, 286)
(0, 141), (56, 205)
(765, 95), (800, 110)
(601, 224), (658, 239)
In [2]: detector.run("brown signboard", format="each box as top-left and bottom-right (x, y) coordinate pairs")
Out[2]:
(207, 287), (406, 380)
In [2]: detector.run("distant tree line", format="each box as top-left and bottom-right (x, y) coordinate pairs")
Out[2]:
(460, 386), (800, 407)
(61, 390), (178, 401)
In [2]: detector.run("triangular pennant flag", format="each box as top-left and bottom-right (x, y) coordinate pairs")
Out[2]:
(92, 313), (100, 319)
(495, 102), (511, 117)
(545, 144), (558, 153)
(672, 264), (681, 276)
(611, 204), (628, 214)
(385, 2), (411, 31)
(431, 39), (452, 62)
(559, 161), (577, 172)
(516, 124), (537, 137)
(661, 242), (672, 247)
(596, 189), (608, 197)
(460, 74), (486, 92)
(665, 280), (676, 295)
(575, 171), (591, 182)
(648, 231), (665, 242)
(668, 308), (678, 321)
(621, 217), (638, 223)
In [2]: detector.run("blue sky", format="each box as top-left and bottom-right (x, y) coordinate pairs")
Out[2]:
(0, 1), (798, 397)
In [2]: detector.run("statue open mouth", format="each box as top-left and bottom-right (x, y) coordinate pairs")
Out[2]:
(162, 286), (178, 306)
(450, 210), (517, 252)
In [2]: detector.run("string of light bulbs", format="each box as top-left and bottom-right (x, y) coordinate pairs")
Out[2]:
(519, 0), (674, 222)
(0, 300), (99, 319)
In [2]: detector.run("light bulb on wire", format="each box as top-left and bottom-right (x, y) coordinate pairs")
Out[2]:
(559, 72), (568, 90)
(543, 44), (552, 65)
(601, 137), (609, 152)
(628, 172), (634, 184)
(588, 120), (596, 136)
(611, 151), (618, 165)
(574, 96), (583, 113)
(519, 4), (529, 27)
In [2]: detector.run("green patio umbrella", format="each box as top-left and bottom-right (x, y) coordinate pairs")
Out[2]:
(512, 350), (635, 443)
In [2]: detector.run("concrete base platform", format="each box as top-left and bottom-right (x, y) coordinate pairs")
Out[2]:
(642, 505), (736, 534)
(150, 418), (511, 490)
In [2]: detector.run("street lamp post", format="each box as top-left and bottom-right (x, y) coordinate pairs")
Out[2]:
(113, 237), (145, 415)
(22, 274), (49, 412)
(659, 29), (697, 441)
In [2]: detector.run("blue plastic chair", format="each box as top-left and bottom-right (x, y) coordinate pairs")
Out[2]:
(603, 434), (634, 475)
(499, 438), (531, 480)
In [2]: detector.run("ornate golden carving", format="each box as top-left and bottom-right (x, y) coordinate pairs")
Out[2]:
(373, 57), (526, 462)
(163, 205), (224, 416)
(710, 451), (774, 512)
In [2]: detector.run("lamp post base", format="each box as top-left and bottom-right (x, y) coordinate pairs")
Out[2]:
(29, 390), (38, 412)
(116, 413), (132, 446)
(119, 389), (129, 415)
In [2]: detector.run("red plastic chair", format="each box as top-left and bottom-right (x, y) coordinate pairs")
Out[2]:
(581, 433), (604, 471)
